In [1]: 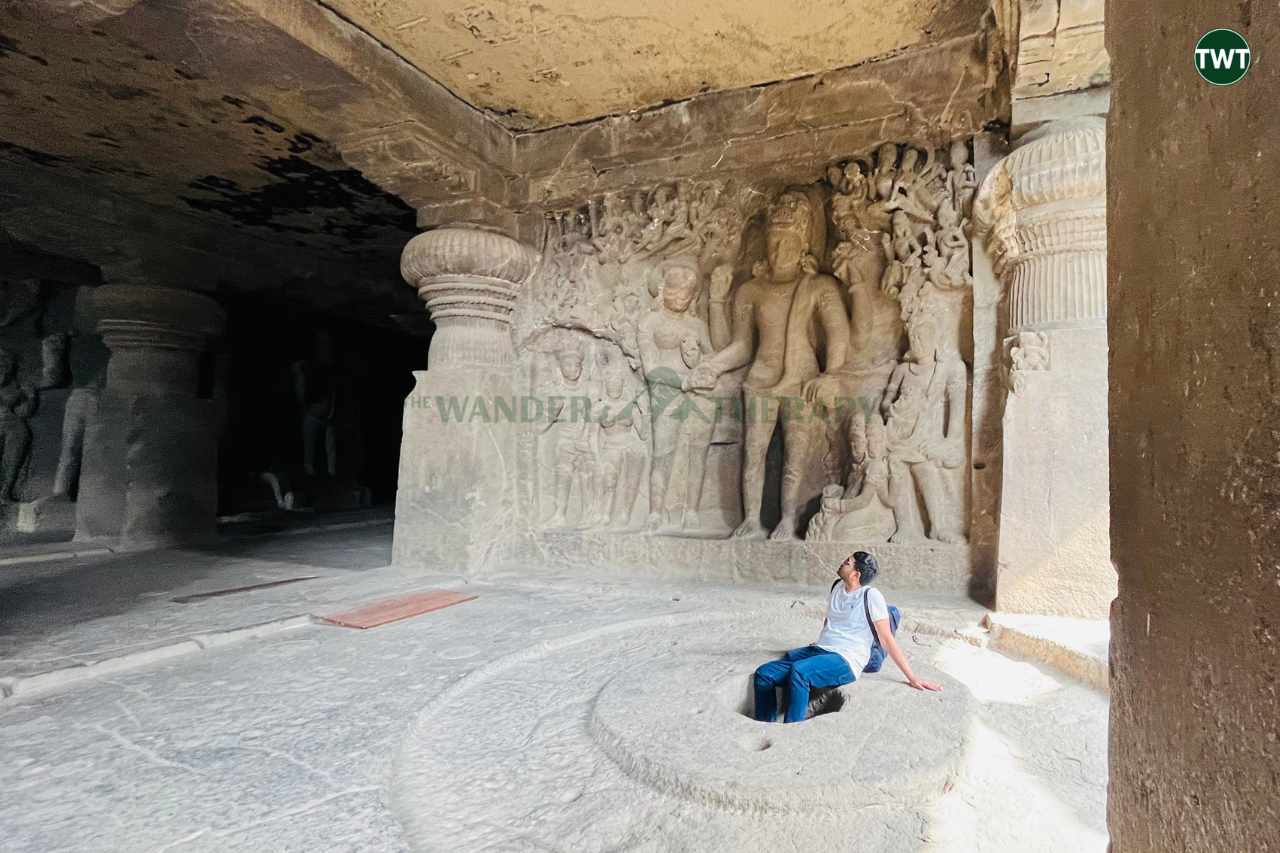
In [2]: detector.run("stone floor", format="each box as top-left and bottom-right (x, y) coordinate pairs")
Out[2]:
(0, 525), (1110, 852)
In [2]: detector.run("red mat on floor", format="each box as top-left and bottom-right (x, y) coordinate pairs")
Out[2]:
(318, 590), (477, 629)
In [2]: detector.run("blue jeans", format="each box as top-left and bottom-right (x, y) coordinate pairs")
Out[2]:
(752, 646), (855, 723)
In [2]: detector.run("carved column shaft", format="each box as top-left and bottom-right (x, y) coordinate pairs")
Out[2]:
(977, 117), (1115, 619)
(393, 224), (536, 572)
(75, 285), (225, 549)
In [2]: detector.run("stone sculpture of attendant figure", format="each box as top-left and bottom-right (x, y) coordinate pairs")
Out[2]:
(882, 307), (968, 543)
(541, 342), (597, 528)
(0, 347), (35, 502)
(637, 257), (718, 533)
(593, 369), (649, 530)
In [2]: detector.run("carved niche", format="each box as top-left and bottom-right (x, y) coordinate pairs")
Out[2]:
(514, 139), (977, 546)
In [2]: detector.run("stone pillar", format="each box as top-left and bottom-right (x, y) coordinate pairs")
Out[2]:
(1109, 3), (1277, 848)
(975, 117), (1114, 618)
(75, 285), (225, 549)
(392, 224), (537, 572)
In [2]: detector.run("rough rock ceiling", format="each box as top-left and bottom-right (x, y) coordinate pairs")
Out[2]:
(0, 13), (415, 257)
(0, 0), (1002, 314)
(326, 0), (989, 130)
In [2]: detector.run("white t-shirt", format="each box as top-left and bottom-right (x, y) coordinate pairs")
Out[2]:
(815, 584), (889, 673)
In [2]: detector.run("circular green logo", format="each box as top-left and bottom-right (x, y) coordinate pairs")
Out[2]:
(1195, 29), (1252, 85)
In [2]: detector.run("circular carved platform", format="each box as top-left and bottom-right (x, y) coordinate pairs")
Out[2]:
(390, 610), (972, 851)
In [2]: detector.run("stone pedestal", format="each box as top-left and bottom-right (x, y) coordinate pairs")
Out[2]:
(392, 225), (537, 572)
(976, 117), (1115, 618)
(75, 286), (225, 550)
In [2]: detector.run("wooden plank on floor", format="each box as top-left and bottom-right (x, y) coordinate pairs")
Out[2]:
(318, 590), (477, 629)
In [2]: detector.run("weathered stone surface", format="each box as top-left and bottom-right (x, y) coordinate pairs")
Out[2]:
(514, 35), (1001, 214)
(0, 0), (1002, 286)
(1108, 2), (1280, 850)
(392, 225), (537, 573)
(395, 132), (994, 590)
(0, 6), (420, 256)
(1010, 0), (1108, 100)
(966, 133), (1012, 602)
(325, 0), (989, 131)
(1003, 0), (1110, 132)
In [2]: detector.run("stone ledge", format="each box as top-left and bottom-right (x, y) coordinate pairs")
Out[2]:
(982, 611), (1109, 691)
(497, 532), (975, 596)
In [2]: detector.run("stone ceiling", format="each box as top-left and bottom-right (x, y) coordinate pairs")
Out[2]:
(326, 0), (989, 130)
(0, 10), (416, 259)
(0, 0), (1012, 321)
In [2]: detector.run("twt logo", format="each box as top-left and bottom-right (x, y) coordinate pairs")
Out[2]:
(1195, 29), (1252, 85)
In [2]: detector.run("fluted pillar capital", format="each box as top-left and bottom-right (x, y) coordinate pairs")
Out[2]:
(975, 117), (1106, 332)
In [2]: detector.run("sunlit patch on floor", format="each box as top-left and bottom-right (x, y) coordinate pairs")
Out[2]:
(933, 639), (1063, 704)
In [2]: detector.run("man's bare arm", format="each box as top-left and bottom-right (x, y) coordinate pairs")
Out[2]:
(874, 618), (943, 692)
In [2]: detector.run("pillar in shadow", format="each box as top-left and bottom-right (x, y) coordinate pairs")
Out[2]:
(75, 285), (225, 550)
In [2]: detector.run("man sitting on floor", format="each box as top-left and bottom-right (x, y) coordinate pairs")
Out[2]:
(752, 550), (942, 723)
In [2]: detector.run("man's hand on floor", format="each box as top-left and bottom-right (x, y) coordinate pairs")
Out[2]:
(908, 677), (943, 692)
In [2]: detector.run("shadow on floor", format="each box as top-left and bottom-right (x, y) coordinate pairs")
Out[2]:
(0, 520), (393, 663)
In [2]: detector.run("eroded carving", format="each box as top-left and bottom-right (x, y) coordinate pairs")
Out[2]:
(638, 258), (721, 534)
(539, 336), (595, 529)
(1007, 331), (1050, 394)
(595, 366), (648, 531)
(807, 141), (975, 544)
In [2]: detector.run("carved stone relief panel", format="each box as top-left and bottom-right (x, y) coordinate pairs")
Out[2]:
(514, 139), (977, 546)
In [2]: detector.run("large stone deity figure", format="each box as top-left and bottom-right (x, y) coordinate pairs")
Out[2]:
(687, 187), (849, 540)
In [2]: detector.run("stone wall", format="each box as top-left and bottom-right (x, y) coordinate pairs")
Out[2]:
(395, 138), (998, 594)
(1107, 1), (1279, 849)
